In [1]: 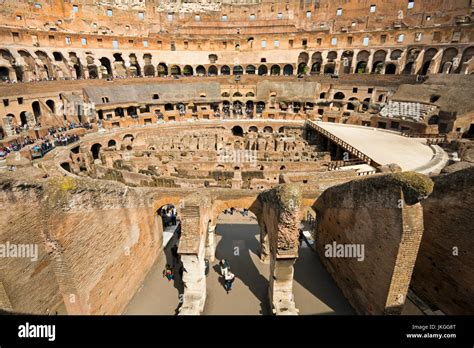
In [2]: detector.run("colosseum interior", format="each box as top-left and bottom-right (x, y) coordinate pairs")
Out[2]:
(0, 0), (473, 317)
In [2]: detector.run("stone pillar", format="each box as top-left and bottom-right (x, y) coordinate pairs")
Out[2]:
(205, 224), (216, 262)
(259, 223), (270, 263)
(269, 254), (299, 315)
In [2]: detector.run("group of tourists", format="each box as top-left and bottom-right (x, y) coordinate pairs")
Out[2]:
(160, 205), (178, 228)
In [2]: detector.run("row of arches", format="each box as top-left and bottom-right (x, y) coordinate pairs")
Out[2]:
(1, 46), (473, 82)
(297, 46), (474, 75)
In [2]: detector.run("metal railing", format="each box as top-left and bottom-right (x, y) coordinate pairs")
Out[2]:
(305, 120), (381, 168)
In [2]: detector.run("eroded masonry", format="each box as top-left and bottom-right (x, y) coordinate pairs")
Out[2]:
(0, 0), (473, 316)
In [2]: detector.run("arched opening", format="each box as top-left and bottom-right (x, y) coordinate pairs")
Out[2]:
(248, 126), (258, 132)
(356, 51), (370, 74)
(298, 52), (309, 65)
(123, 134), (134, 142)
(390, 50), (403, 61)
(233, 65), (243, 75)
(46, 100), (55, 113)
(324, 64), (335, 74)
(334, 92), (345, 100)
(183, 65), (193, 76)
(385, 63), (396, 75)
(88, 64), (98, 79)
(157, 63), (168, 77)
(283, 64), (293, 75)
(278, 127), (285, 133)
(170, 65), (181, 76)
(32, 101), (41, 121)
(245, 65), (256, 75)
(99, 57), (112, 78)
(91, 143), (102, 160)
(232, 126), (244, 137)
(372, 61), (384, 74)
(246, 101), (254, 118)
(297, 63), (307, 75)
(20, 111), (28, 126)
(419, 48), (438, 75)
(196, 65), (206, 76)
(256, 101), (265, 114)
(115, 107), (125, 117)
(221, 65), (231, 75)
(456, 46), (474, 73)
(208, 65), (218, 76)
(428, 116), (439, 125)
(144, 64), (155, 77)
(108, 139), (117, 148)
(157, 204), (179, 230)
(341, 51), (354, 74)
(129, 54), (141, 76)
(439, 47), (459, 74)
(311, 62), (321, 74)
(347, 98), (358, 111)
(270, 65), (280, 76)
(0, 67), (10, 82)
(263, 126), (273, 133)
(257, 65), (268, 76)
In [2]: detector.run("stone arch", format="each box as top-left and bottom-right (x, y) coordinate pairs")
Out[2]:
(233, 65), (243, 75)
(390, 49), (403, 61)
(258, 65), (268, 76)
(183, 65), (193, 76)
(196, 65), (206, 76)
(129, 54), (141, 77)
(356, 50), (370, 73)
(170, 65), (181, 76)
(263, 126), (273, 133)
(283, 64), (293, 75)
(439, 47), (459, 74)
(208, 65), (218, 76)
(91, 143), (102, 160)
(297, 62), (307, 75)
(372, 50), (387, 73)
(341, 50), (354, 74)
(157, 63), (168, 77)
(248, 126), (258, 132)
(221, 65), (231, 75)
(99, 57), (112, 78)
(298, 52), (309, 65)
(245, 65), (256, 75)
(0, 66), (9, 81)
(46, 99), (55, 113)
(270, 65), (280, 75)
(457, 46), (474, 73)
(32, 101), (41, 121)
(19, 111), (28, 126)
(419, 48), (438, 75)
(232, 125), (244, 137)
(108, 139), (117, 148)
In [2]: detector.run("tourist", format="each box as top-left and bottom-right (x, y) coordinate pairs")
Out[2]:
(224, 271), (235, 294)
(163, 264), (174, 281)
(219, 259), (230, 276)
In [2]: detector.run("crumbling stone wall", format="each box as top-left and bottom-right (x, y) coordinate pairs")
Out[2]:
(411, 166), (474, 314)
(313, 172), (433, 315)
(0, 174), (162, 315)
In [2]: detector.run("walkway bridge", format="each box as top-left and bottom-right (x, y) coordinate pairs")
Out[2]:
(305, 120), (448, 174)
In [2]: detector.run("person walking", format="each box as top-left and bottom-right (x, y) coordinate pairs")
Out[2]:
(219, 259), (230, 276)
(163, 264), (174, 281)
(224, 271), (235, 294)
